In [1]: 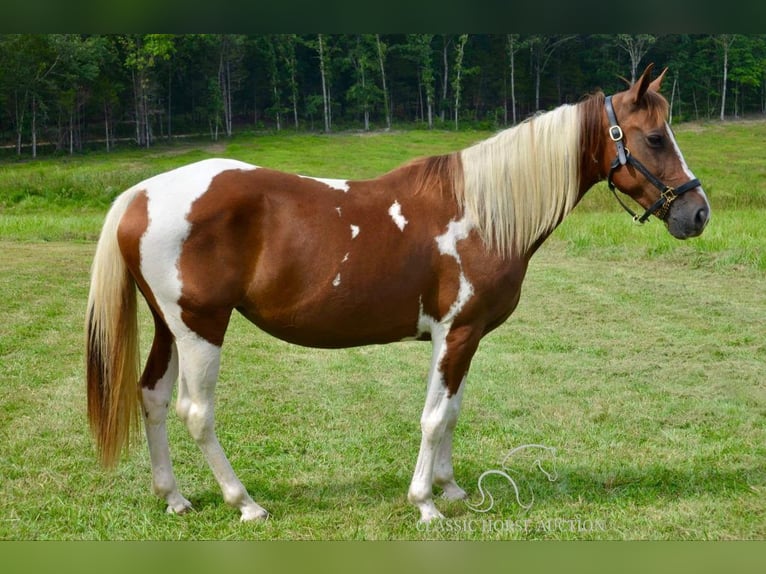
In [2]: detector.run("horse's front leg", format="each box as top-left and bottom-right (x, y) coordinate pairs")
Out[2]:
(433, 382), (468, 500)
(408, 325), (478, 522)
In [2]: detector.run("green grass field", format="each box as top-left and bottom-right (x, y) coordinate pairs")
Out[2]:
(0, 121), (764, 540)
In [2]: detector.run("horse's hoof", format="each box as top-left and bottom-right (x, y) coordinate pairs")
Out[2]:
(240, 504), (269, 522)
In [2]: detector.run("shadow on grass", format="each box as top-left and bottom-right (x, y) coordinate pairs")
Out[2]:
(179, 458), (764, 519)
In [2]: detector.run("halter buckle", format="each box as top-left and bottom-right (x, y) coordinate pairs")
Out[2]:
(661, 186), (678, 203)
(609, 125), (623, 142)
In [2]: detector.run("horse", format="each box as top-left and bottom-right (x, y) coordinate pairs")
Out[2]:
(86, 64), (710, 523)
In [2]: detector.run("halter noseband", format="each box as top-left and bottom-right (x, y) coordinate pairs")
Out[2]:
(604, 95), (701, 223)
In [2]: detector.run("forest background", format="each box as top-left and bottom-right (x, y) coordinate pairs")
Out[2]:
(1, 34), (764, 157)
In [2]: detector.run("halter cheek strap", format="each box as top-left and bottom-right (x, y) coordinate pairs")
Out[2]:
(604, 95), (701, 224)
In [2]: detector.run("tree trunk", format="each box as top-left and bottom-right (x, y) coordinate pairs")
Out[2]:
(69, 110), (74, 155)
(453, 34), (468, 130)
(104, 101), (110, 152)
(15, 91), (26, 156)
(507, 34), (518, 125)
(287, 37), (299, 129)
(167, 64), (172, 139)
(669, 74), (678, 124)
(716, 34), (737, 121)
(132, 69), (140, 146)
(441, 36), (450, 122)
(31, 94), (37, 159)
(318, 34), (331, 132)
(375, 35), (391, 129)
(219, 43), (233, 137)
(720, 41), (729, 121)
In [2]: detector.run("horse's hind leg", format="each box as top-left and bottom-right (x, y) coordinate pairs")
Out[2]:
(140, 315), (192, 514)
(175, 332), (268, 521)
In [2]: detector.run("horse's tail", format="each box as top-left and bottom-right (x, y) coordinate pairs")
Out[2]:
(85, 188), (142, 468)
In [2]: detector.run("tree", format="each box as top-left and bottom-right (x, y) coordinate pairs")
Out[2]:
(528, 34), (576, 111)
(715, 34), (737, 120)
(346, 35), (384, 131)
(0, 35), (36, 155)
(506, 34), (522, 125)
(405, 34), (435, 128)
(375, 34), (391, 129)
(121, 34), (175, 147)
(438, 35), (453, 122)
(316, 34), (332, 132)
(214, 35), (246, 137)
(727, 35), (766, 117)
(49, 34), (105, 154)
(452, 34), (469, 130)
(280, 34), (301, 129)
(257, 35), (285, 131)
(5, 33), (766, 156)
(614, 34), (656, 83)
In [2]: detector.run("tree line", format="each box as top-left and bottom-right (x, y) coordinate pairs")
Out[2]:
(1, 34), (764, 157)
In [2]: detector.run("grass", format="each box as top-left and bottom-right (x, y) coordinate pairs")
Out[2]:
(0, 122), (764, 540)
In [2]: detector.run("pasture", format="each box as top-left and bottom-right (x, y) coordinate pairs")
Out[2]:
(0, 122), (764, 540)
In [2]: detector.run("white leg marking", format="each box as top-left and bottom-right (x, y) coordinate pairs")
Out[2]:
(407, 217), (477, 519)
(408, 324), (456, 522)
(142, 344), (193, 514)
(434, 381), (467, 500)
(176, 334), (268, 521)
(388, 200), (408, 231)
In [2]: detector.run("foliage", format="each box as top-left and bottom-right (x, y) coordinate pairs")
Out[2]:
(2, 34), (766, 156)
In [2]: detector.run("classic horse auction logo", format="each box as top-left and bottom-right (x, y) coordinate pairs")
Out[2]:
(465, 444), (559, 513)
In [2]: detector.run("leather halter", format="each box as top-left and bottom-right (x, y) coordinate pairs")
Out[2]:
(604, 95), (701, 223)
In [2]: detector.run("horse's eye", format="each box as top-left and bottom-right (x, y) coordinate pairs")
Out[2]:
(647, 134), (664, 148)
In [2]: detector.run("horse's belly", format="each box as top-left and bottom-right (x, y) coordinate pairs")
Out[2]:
(237, 273), (426, 348)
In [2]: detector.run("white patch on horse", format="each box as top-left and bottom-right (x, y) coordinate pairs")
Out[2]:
(436, 217), (472, 259)
(336, 207), (342, 217)
(342, 252), (349, 263)
(300, 175), (350, 192)
(402, 218), (477, 343)
(350, 225), (360, 239)
(388, 200), (408, 231)
(139, 158), (257, 336)
(332, 273), (341, 287)
(665, 123), (709, 202)
(435, 217), (475, 322)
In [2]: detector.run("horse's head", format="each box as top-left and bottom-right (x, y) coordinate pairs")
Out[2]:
(602, 63), (710, 239)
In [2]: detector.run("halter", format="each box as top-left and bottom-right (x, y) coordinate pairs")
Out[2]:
(604, 95), (701, 224)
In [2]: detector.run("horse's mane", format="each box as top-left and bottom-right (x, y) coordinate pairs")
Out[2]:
(456, 101), (584, 257)
(411, 89), (668, 258)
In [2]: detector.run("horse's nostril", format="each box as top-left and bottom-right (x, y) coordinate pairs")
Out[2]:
(695, 207), (709, 227)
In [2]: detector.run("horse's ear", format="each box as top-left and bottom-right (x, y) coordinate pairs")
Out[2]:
(628, 62), (656, 104)
(649, 67), (668, 93)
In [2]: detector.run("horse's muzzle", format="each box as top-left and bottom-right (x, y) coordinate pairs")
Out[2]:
(666, 190), (710, 239)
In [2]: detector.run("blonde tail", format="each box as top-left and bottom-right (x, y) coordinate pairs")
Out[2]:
(85, 189), (142, 467)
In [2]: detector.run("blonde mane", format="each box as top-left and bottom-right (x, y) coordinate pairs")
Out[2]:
(458, 103), (582, 257)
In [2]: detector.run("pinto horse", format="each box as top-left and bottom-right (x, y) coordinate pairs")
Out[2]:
(86, 64), (710, 523)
